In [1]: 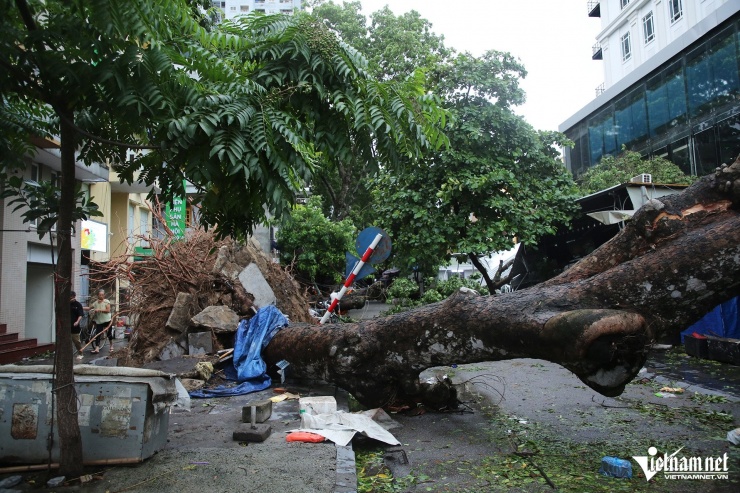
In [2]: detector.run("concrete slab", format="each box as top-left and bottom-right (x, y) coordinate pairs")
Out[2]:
(188, 331), (213, 356)
(238, 262), (276, 308)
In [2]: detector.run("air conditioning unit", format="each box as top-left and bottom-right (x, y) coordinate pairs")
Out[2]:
(630, 174), (652, 184)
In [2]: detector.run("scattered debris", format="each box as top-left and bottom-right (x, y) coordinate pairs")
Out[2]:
(233, 404), (272, 443)
(0, 475), (22, 488)
(598, 457), (632, 479)
(89, 230), (313, 367)
(241, 399), (272, 423)
(654, 392), (677, 398)
(286, 431), (326, 443)
(728, 427), (740, 446)
(46, 476), (65, 488)
(659, 386), (685, 393)
(195, 362), (213, 381)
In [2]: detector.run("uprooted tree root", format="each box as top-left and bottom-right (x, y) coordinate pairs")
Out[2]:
(88, 228), (312, 365)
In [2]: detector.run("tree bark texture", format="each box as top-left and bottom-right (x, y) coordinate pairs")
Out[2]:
(56, 111), (84, 477)
(264, 161), (740, 408)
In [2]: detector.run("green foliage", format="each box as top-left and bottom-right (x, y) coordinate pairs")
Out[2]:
(386, 277), (418, 300)
(374, 51), (580, 282)
(435, 277), (481, 298)
(307, 1), (451, 222)
(577, 148), (696, 195)
(1, 1), (447, 240)
(0, 175), (102, 239)
(312, 3), (580, 285)
(276, 196), (355, 284)
(420, 289), (443, 304)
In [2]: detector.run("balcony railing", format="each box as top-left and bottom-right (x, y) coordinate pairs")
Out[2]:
(592, 43), (603, 60)
(587, 1), (601, 17)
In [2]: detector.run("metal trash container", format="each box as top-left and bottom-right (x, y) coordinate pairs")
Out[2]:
(0, 365), (177, 465)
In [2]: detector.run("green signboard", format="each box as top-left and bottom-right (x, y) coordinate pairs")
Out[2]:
(165, 195), (186, 239)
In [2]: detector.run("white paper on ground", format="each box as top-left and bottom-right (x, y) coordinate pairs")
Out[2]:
(292, 410), (401, 446)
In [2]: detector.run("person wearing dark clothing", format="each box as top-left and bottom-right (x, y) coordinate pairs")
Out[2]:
(70, 291), (85, 360)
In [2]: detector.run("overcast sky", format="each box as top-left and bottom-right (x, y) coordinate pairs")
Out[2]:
(355, 0), (604, 132)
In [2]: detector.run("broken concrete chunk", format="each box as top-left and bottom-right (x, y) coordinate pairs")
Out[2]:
(188, 331), (213, 355)
(233, 423), (271, 443)
(238, 262), (276, 308)
(166, 292), (193, 333)
(159, 338), (187, 361)
(242, 399), (272, 424)
(190, 305), (240, 334)
(211, 244), (242, 279)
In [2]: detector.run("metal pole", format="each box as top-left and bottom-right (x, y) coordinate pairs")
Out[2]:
(319, 233), (382, 324)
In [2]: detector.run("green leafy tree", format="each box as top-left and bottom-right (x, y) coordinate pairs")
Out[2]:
(374, 51), (580, 294)
(1, 0), (444, 474)
(277, 196), (355, 285)
(309, 1), (451, 223)
(577, 148), (696, 195)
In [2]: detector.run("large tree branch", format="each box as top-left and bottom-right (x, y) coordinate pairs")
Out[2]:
(265, 161), (740, 408)
(14, 0), (37, 31)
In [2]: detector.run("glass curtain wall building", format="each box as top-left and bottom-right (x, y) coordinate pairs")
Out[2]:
(562, 4), (740, 178)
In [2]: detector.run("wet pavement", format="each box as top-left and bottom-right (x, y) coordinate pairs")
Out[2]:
(2, 304), (739, 492)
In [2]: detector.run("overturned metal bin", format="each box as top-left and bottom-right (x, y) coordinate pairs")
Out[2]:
(0, 365), (177, 465)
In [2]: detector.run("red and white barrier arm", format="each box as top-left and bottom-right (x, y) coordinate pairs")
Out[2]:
(319, 233), (383, 324)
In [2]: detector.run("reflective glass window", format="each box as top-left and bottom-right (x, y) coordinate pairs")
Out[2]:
(687, 28), (740, 118)
(643, 12), (655, 44)
(588, 109), (616, 164)
(694, 128), (718, 177)
(615, 87), (648, 149)
(717, 115), (740, 166)
(621, 32), (632, 62)
(669, 0), (683, 24)
(687, 44), (712, 118)
(647, 61), (687, 138)
(709, 29), (740, 110)
(670, 137), (692, 175)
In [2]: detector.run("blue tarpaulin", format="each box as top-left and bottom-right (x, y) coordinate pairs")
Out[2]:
(189, 305), (288, 398)
(681, 297), (740, 342)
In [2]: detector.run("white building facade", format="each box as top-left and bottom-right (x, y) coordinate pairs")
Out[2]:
(212, 0), (301, 20)
(562, 0), (740, 177)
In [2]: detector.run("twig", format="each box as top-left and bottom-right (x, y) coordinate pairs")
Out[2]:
(591, 395), (631, 408)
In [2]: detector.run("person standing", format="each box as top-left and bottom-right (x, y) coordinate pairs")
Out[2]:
(70, 291), (85, 360)
(89, 289), (112, 354)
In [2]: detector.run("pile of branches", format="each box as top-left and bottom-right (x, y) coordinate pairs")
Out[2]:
(88, 222), (313, 364)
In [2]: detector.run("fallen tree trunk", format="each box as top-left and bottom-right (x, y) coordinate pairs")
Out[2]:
(264, 161), (740, 408)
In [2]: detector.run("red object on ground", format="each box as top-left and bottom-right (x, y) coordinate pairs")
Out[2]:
(286, 432), (326, 443)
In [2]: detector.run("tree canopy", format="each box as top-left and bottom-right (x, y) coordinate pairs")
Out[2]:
(309, 2), (580, 291)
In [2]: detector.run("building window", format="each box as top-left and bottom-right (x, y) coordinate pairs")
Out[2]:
(212, 1), (225, 7)
(230, 6), (236, 10)
(642, 11), (655, 44)
(621, 32), (632, 62)
(621, 0), (630, 10)
(669, 0), (683, 24)
(240, 5), (249, 11)
(30, 163), (39, 183)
